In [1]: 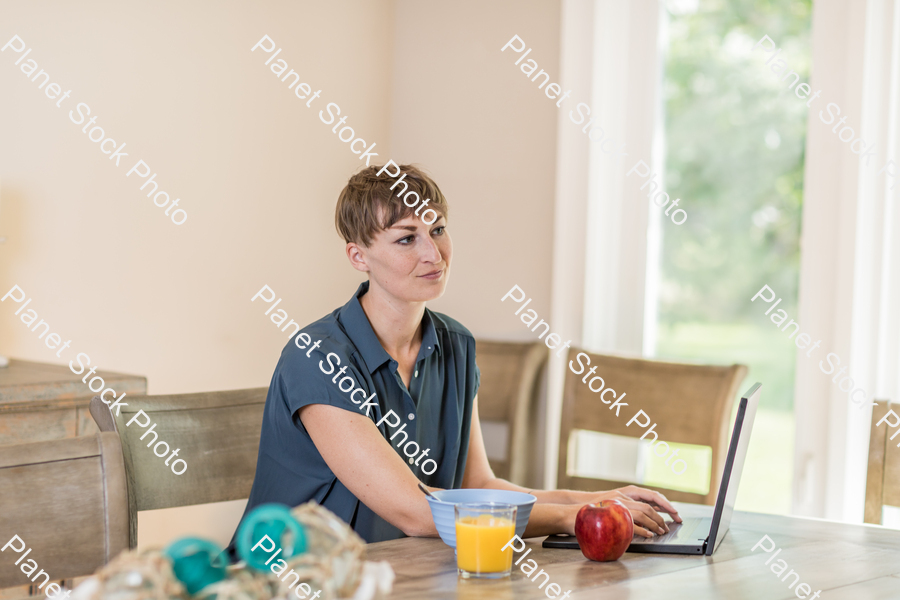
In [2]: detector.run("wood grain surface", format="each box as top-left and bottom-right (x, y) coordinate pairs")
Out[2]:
(0, 359), (147, 446)
(0, 434), (128, 588)
(365, 503), (900, 600)
(0, 359), (147, 410)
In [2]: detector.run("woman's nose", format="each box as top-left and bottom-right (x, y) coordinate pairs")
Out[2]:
(421, 236), (442, 263)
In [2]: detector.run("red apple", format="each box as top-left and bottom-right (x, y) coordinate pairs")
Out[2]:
(574, 499), (634, 562)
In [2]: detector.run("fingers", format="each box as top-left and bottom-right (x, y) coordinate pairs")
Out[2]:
(633, 524), (654, 538)
(630, 510), (665, 536)
(620, 486), (682, 522)
(641, 497), (683, 523)
(595, 491), (662, 536)
(652, 503), (683, 523)
(624, 501), (668, 534)
(614, 492), (666, 532)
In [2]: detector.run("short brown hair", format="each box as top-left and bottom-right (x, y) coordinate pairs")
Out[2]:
(335, 164), (448, 246)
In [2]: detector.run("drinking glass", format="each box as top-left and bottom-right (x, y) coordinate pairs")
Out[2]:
(454, 503), (517, 579)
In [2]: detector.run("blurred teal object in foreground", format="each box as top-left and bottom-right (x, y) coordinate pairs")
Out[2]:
(237, 503), (307, 571)
(164, 537), (227, 595)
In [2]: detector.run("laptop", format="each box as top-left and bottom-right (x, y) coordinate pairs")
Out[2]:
(543, 382), (761, 556)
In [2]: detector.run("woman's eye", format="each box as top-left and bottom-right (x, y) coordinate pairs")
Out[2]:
(432, 226), (445, 236)
(398, 235), (415, 245)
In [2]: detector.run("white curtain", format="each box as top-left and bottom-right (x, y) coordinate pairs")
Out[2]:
(545, 0), (662, 488)
(794, 0), (900, 521)
(580, 0), (663, 356)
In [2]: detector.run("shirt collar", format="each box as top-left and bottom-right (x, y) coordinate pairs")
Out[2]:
(339, 281), (441, 374)
(419, 310), (441, 361)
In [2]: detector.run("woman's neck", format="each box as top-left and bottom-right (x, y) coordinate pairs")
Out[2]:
(359, 281), (426, 360)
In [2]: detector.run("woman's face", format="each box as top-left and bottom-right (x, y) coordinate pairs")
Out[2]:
(349, 213), (452, 303)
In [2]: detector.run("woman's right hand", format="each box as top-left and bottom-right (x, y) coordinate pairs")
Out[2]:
(580, 486), (680, 538)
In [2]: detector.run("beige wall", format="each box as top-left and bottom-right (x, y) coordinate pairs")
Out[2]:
(389, 0), (560, 338)
(0, 0), (561, 548)
(0, 0), (395, 395)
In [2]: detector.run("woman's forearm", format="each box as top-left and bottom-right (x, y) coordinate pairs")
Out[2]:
(477, 477), (583, 505)
(522, 503), (576, 537)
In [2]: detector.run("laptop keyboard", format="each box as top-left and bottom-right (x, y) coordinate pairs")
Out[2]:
(633, 518), (711, 544)
(647, 521), (684, 543)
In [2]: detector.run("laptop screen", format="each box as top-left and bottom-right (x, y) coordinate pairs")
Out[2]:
(705, 382), (761, 555)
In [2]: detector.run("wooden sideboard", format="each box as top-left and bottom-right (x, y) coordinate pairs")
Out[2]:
(0, 358), (147, 446)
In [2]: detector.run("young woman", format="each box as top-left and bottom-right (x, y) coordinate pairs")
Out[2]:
(233, 164), (681, 546)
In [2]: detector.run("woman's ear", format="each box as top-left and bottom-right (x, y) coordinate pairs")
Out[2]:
(346, 242), (370, 273)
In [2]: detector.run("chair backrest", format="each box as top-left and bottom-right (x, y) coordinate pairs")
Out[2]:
(557, 349), (747, 505)
(475, 340), (547, 485)
(865, 400), (900, 524)
(0, 433), (128, 588)
(89, 388), (268, 547)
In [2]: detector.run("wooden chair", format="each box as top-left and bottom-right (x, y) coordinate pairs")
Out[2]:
(0, 433), (128, 592)
(864, 400), (900, 524)
(475, 340), (548, 485)
(557, 349), (747, 504)
(89, 388), (268, 548)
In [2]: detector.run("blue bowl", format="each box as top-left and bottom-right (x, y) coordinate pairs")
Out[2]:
(425, 489), (536, 548)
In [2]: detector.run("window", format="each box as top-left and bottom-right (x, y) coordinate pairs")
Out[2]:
(647, 0), (813, 515)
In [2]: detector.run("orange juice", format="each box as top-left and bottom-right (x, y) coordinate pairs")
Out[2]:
(455, 514), (516, 574)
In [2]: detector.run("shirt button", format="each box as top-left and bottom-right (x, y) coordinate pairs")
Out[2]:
(409, 457), (414, 464)
(415, 370), (419, 377)
(408, 413), (415, 420)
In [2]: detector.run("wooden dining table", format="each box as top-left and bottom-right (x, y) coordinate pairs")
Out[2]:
(365, 503), (900, 599)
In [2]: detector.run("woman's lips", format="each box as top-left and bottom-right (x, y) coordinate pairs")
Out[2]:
(419, 269), (443, 280)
